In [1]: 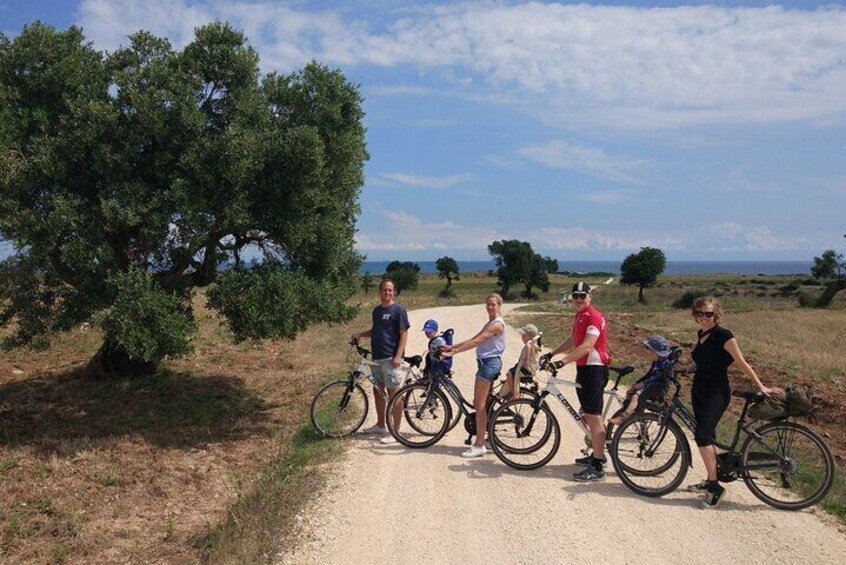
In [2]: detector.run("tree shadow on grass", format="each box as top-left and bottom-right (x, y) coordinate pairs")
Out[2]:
(0, 366), (275, 453)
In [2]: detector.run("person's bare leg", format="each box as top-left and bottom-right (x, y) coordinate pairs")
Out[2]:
(583, 413), (606, 459)
(473, 378), (493, 447)
(699, 445), (718, 481)
(373, 383), (387, 428)
(388, 386), (401, 430)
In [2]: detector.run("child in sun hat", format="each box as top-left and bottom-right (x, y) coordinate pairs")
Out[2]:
(499, 323), (542, 399)
(609, 334), (675, 425)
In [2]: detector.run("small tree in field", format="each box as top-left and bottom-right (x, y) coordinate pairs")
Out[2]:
(808, 236), (846, 308)
(488, 239), (557, 299)
(811, 249), (843, 280)
(361, 271), (375, 295)
(435, 256), (460, 297)
(620, 247), (667, 304)
(384, 261), (420, 295)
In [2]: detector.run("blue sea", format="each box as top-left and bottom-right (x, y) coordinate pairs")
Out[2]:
(360, 260), (813, 276)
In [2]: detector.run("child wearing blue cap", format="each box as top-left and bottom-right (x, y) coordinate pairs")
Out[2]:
(422, 319), (452, 377)
(609, 334), (675, 425)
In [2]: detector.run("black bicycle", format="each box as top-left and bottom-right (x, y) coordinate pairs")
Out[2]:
(386, 360), (540, 449)
(609, 371), (835, 510)
(309, 343), (423, 438)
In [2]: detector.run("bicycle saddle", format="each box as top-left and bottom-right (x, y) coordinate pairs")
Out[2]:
(404, 355), (423, 368)
(609, 365), (635, 376)
(732, 390), (765, 402)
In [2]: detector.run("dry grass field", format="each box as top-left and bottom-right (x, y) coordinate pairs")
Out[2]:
(1, 271), (844, 562)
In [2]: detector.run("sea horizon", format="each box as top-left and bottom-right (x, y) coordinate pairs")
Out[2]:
(360, 259), (814, 277)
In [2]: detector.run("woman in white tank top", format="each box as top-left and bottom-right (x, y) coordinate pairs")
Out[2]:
(442, 293), (506, 458)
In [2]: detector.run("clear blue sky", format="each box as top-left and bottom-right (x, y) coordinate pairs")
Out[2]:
(2, 1), (844, 261)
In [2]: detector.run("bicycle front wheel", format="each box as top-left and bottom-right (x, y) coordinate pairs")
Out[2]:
(310, 379), (369, 437)
(489, 398), (560, 470)
(741, 421), (835, 510)
(388, 383), (451, 448)
(610, 412), (690, 497)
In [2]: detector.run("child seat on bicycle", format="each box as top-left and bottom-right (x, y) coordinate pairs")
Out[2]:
(422, 319), (454, 378)
(609, 336), (678, 424)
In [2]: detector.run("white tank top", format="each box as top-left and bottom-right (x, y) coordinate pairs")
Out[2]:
(476, 316), (506, 359)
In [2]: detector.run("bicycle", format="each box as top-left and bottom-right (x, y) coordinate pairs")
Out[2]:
(609, 370), (835, 510)
(386, 357), (541, 449)
(488, 360), (635, 470)
(309, 342), (424, 438)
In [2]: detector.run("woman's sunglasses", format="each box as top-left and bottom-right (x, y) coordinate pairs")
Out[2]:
(694, 311), (715, 319)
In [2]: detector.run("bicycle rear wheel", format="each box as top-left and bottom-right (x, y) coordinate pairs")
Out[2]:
(400, 384), (451, 436)
(310, 379), (369, 437)
(388, 383), (451, 448)
(611, 412), (690, 497)
(489, 398), (560, 470)
(741, 421), (835, 510)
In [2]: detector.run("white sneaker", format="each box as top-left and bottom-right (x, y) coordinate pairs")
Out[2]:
(461, 445), (487, 458)
(360, 424), (388, 435)
(379, 435), (398, 445)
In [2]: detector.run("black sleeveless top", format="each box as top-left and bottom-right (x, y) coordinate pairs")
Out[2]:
(691, 325), (734, 391)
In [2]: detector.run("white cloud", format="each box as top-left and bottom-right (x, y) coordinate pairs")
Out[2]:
(528, 226), (685, 252)
(576, 190), (634, 205)
(379, 172), (474, 190)
(700, 223), (801, 252)
(355, 209), (498, 251)
(518, 141), (646, 183)
(355, 213), (820, 258)
(77, 1), (846, 130)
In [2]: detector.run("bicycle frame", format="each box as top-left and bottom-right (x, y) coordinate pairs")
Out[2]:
(531, 365), (630, 440)
(349, 344), (421, 399)
(649, 375), (794, 476)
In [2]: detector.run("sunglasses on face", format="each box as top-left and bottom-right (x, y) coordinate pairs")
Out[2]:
(572, 293), (588, 300)
(694, 311), (715, 319)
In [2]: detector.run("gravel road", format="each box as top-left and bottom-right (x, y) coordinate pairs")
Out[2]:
(281, 303), (846, 565)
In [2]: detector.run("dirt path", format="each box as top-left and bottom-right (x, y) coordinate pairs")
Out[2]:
(281, 304), (845, 565)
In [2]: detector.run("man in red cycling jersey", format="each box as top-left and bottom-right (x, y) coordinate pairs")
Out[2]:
(542, 281), (610, 481)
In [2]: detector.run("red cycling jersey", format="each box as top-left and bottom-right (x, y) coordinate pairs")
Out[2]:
(571, 305), (610, 366)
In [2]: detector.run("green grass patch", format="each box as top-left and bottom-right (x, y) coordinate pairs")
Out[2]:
(198, 424), (345, 564)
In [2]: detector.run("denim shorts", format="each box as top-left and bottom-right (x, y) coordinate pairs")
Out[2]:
(372, 358), (403, 388)
(475, 356), (503, 382)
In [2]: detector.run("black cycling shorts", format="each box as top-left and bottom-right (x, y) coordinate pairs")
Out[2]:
(692, 386), (731, 447)
(576, 365), (609, 416)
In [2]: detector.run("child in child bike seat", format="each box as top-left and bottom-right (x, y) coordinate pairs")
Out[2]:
(422, 319), (452, 378)
(499, 323), (542, 400)
(609, 335), (674, 425)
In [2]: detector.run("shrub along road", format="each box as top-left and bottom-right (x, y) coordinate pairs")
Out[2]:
(282, 304), (846, 565)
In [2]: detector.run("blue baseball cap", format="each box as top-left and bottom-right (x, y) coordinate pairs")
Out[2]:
(643, 335), (671, 357)
(422, 319), (439, 333)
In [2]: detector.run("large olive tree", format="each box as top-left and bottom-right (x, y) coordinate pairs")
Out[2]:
(0, 22), (368, 375)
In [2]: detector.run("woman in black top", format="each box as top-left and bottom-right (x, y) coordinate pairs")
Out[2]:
(687, 296), (779, 508)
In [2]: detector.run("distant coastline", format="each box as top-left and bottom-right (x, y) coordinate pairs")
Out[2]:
(360, 260), (813, 277)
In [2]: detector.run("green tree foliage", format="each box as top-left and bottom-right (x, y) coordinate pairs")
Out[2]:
(0, 22), (367, 375)
(487, 240), (558, 299)
(620, 247), (667, 304)
(808, 238), (846, 308)
(207, 264), (355, 342)
(383, 261), (420, 295)
(435, 256), (460, 297)
(811, 249), (843, 280)
(360, 271), (374, 295)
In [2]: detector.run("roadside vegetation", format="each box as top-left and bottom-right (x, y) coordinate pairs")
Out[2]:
(1, 271), (844, 562)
